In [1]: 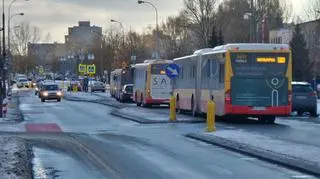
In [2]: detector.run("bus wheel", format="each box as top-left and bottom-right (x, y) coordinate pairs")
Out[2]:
(266, 117), (276, 124)
(136, 95), (141, 106)
(258, 116), (275, 124)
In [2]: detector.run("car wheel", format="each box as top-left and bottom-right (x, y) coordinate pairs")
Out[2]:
(41, 98), (45, 102)
(102, 90), (105, 93)
(310, 109), (318, 117)
(297, 111), (303, 116)
(57, 98), (61, 102)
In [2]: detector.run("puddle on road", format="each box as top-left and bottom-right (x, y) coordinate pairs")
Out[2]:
(32, 147), (105, 179)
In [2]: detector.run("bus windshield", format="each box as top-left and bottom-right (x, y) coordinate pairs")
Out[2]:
(230, 52), (290, 106)
(151, 64), (167, 75)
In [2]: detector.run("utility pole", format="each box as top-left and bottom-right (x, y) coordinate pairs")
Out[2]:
(2, 0), (5, 97)
(0, 0), (5, 117)
(250, 0), (254, 43)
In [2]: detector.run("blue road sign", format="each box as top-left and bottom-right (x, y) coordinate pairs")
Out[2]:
(165, 63), (180, 78)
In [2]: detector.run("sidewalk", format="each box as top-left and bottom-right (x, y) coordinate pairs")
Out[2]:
(0, 91), (23, 123)
(186, 129), (320, 176)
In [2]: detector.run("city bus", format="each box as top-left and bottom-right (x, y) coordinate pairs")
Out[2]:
(133, 59), (173, 107)
(113, 67), (134, 100)
(174, 43), (292, 124)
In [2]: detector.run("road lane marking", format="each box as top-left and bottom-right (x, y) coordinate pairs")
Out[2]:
(25, 123), (62, 132)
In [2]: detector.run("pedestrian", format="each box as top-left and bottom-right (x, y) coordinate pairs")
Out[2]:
(2, 98), (9, 118)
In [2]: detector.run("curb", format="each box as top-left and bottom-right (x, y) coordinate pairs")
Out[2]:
(185, 133), (320, 177)
(110, 109), (205, 124)
(63, 96), (124, 109)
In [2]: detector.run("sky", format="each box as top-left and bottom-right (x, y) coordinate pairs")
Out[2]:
(7, 0), (306, 43)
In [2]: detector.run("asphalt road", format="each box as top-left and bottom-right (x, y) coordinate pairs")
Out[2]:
(10, 89), (319, 178)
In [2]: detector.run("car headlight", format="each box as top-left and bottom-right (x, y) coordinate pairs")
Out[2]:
(35, 87), (39, 91)
(57, 91), (63, 96)
(32, 83), (36, 86)
(43, 92), (48, 96)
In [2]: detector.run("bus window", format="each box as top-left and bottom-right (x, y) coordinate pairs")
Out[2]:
(192, 65), (196, 79)
(219, 64), (225, 83)
(179, 66), (184, 79)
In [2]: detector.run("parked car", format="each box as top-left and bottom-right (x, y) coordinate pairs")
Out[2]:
(119, 84), (133, 102)
(39, 83), (63, 102)
(16, 78), (29, 88)
(292, 81), (318, 116)
(89, 81), (106, 92)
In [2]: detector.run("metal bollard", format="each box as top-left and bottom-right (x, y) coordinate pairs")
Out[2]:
(169, 95), (176, 121)
(73, 84), (78, 92)
(206, 99), (216, 132)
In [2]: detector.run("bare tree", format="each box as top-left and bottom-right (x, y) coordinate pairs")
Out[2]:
(160, 14), (195, 59)
(44, 32), (52, 43)
(305, 0), (320, 20)
(216, 0), (251, 43)
(11, 22), (40, 56)
(182, 0), (217, 48)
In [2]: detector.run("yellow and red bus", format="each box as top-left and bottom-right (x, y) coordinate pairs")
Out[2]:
(174, 43), (292, 123)
(133, 59), (173, 107)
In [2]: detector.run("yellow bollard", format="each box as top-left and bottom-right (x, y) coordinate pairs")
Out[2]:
(206, 99), (216, 132)
(72, 84), (78, 92)
(169, 95), (176, 121)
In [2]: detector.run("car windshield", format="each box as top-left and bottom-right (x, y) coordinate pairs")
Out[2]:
(125, 86), (133, 92)
(293, 84), (313, 93)
(19, 79), (28, 82)
(44, 85), (59, 91)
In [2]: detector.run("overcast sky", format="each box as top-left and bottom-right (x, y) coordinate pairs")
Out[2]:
(8, 0), (306, 43)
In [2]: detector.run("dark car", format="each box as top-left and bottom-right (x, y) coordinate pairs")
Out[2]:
(119, 84), (133, 103)
(292, 82), (318, 116)
(39, 83), (63, 102)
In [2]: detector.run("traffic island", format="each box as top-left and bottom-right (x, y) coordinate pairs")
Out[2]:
(111, 107), (205, 124)
(63, 92), (127, 108)
(186, 130), (320, 177)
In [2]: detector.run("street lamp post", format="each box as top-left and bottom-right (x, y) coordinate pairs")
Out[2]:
(110, 19), (124, 45)
(138, 0), (159, 59)
(7, 0), (28, 94)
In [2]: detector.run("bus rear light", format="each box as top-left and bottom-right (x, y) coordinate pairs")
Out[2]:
(225, 90), (231, 104)
(310, 91), (317, 97)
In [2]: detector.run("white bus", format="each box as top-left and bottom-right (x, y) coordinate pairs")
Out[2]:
(133, 59), (173, 107)
(174, 43), (292, 124)
(112, 67), (134, 100)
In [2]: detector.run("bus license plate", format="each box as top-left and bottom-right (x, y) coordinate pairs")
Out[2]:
(253, 107), (266, 111)
(296, 96), (307, 99)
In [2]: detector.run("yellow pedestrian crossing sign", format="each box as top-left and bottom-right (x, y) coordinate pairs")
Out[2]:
(87, 64), (96, 75)
(79, 64), (86, 73)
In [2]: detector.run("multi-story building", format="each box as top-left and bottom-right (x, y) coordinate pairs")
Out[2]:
(65, 21), (102, 52)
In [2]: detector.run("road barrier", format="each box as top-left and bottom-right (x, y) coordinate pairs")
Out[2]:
(206, 99), (216, 132)
(169, 95), (176, 121)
